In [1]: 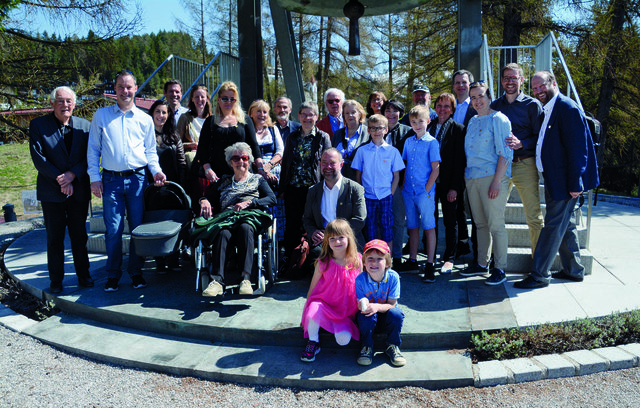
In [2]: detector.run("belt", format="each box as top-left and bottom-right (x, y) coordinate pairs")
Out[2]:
(103, 166), (146, 177)
(512, 155), (534, 163)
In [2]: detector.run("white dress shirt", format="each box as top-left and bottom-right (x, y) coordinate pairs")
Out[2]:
(321, 175), (343, 227)
(535, 93), (559, 173)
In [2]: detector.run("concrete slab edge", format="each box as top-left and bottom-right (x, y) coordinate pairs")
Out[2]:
(0, 304), (39, 333)
(473, 344), (640, 387)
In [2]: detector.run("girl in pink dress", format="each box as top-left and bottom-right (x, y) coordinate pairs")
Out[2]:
(300, 219), (362, 362)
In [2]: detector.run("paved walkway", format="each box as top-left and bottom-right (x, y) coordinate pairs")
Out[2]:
(1, 200), (639, 389)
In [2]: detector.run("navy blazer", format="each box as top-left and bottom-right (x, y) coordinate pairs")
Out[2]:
(302, 177), (366, 247)
(29, 113), (91, 203)
(540, 93), (599, 201)
(428, 118), (466, 193)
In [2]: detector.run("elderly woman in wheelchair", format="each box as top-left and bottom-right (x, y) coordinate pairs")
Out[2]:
(194, 142), (276, 297)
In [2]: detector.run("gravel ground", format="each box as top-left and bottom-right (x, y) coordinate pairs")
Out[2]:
(2, 325), (640, 407)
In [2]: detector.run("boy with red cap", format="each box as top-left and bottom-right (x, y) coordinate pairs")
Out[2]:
(355, 239), (406, 367)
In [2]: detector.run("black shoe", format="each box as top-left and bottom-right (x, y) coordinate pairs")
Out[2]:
(402, 244), (410, 255)
(456, 241), (471, 257)
(49, 282), (63, 294)
(392, 258), (404, 271)
(459, 263), (489, 277)
(485, 268), (506, 286)
(104, 278), (119, 292)
(397, 259), (418, 272)
(551, 270), (584, 282)
(514, 276), (549, 289)
(421, 262), (435, 283)
(131, 275), (147, 289)
(78, 276), (94, 288)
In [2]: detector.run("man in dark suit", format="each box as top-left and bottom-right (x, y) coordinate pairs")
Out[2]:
(303, 148), (366, 260)
(514, 71), (599, 289)
(29, 86), (93, 293)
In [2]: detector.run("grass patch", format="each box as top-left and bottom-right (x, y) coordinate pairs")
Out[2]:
(0, 142), (37, 217)
(471, 311), (640, 362)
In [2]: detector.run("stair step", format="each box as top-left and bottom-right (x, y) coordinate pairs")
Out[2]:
(87, 232), (129, 254)
(505, 224), (588, 249)
(505, 203), (547, 224)
(90, 214), (130, 234)
(23, 313), (473, 390)
(508, 184), (545, 204)
(506, 247), (593, 274)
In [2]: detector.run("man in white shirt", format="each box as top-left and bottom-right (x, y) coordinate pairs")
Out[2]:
(164, 79), (188, 124)
(88, 70), (167, 292)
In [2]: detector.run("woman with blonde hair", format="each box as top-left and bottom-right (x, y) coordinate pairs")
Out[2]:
(248, 99), (283, 187)
(331, 99), (369, 180)
(192, 81), (262, 201)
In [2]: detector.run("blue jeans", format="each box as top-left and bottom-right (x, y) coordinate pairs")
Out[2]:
(103, 171), (147, 279)
(357, 307), (404, 348)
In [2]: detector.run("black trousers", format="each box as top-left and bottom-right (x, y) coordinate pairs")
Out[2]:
(435, 184), (459, 262)
(211, 223), (255, 284)
(283, 185), (310, 256)
(41, 199), (90, 284)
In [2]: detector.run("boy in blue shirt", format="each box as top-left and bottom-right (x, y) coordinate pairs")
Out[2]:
(352, 114), (405, 248)
(402, 105), (441, 283)
(356, 239), (406, 367)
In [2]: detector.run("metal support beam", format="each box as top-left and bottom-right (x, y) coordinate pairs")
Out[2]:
(457, 0), (482, 80)
(238, 0), (263, 108)
(269, 0), (305, 111)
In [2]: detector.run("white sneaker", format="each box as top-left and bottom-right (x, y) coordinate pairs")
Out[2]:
(238, 279), (253, 295)
(440, 261), (454, 274)
(202, 280), (223, 297)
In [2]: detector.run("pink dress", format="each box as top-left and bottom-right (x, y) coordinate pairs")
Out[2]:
(301, 256), (360, 340)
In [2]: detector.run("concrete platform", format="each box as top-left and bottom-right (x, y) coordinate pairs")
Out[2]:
(2, 200), (640, 389)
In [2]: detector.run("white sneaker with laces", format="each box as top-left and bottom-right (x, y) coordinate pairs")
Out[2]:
(238, 279), (253, 295)
(202, 280), (223, 297)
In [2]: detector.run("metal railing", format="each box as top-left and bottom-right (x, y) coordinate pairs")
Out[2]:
(480, 31), (594, 248)
(135, 52), (240, 105)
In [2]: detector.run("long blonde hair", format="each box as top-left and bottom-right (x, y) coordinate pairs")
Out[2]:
(316, 219), (361, 271)
(248, 99), (274, 128)
(215, 81), (246, 124)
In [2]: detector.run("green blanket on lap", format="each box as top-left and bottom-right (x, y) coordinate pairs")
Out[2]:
(189, 209), (273, 245)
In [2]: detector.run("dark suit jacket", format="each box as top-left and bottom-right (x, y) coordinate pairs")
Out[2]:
(428, 118), (466, 193)
(462, 106), (477, 128)
(540, 93), (599, 201)
(303, 177), (366, 246)
(29, 113), (91, 203)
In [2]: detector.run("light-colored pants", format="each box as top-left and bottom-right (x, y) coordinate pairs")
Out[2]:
(510, 157), (544, 255)
(465, 175), (511, 270)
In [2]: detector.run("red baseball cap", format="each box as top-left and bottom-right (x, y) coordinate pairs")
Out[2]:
(363, 239), (390, 256)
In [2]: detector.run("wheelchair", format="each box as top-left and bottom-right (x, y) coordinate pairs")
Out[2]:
(193, 216), (278, 296)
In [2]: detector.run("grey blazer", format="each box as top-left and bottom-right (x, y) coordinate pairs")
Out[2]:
(303, 177), (366, 248)
(29, 113), (91, 203)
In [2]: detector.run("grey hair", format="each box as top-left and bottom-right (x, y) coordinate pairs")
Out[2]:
(224, 142), (254, 166)
(49, 86), (76, 104)
(323, 88), (345, 103)
(298, 101), (319, 116)
(275, 96), (292, 107)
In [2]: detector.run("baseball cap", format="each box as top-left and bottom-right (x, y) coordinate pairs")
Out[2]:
(412, 84), (430, 93)
(363, 239), (390, 256)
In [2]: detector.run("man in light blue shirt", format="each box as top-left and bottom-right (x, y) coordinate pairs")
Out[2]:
(88, 70), (166, 292)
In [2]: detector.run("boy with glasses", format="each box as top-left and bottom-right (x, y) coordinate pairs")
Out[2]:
(351, 115), (404, 249)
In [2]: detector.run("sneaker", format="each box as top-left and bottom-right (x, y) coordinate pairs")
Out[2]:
(397, 259), (418, 272)
(357, 346), (373, 366)
(300, 340), (321, 362)
(238, 279), (253, 295)
(131, 275), (147, 289)
(421, 262), (435, 283)
(385, 344), (406, 367)
(459, 263), (489, 277)
(440, 261), (454, 274)
(202, 280), (223, 297)
(485, 268), (507, 286)
(104, 278), (119, 292)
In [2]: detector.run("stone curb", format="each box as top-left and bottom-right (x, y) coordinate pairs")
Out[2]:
(0, 304), (39, 333)
(474, 345), (640, 387)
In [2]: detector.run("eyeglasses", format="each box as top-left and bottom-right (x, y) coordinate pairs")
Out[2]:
(502, 76), (521, 82)
(220, 96), (236, 103)
(327, 99), (341, 104)
(368, 126), (386, 132)
(230, 155), (250, 162)
(54, 98), (74, 105)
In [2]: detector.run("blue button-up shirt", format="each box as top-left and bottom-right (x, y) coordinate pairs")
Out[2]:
(452, 97), (471, 125)
(87, 104), (161, 182)
(490, 92), (543, 158)
(402, 133), (441, 194)
(351, 141), (405, 200)
(464, 111), (513, 179)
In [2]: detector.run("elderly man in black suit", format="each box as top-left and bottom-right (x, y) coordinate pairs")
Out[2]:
(29, 86), (93, 293)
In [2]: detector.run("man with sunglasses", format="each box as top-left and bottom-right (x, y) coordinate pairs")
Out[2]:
(88, 70), (167, 292)
(491, 63), (544, 257)
(316, 88), (345, 137)
(514, 71), (599, 289)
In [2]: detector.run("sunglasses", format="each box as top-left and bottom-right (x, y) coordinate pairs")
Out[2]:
(327, 99), (341, 104)
(230, 155), (250, 162)
(220, 96), (237, 103)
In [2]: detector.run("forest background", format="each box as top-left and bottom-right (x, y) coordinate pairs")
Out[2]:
(0, 0), (638, 196)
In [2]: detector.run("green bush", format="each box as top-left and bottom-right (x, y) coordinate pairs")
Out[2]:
(471, 311), (640, 362)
